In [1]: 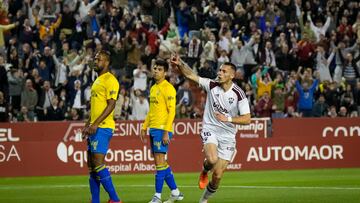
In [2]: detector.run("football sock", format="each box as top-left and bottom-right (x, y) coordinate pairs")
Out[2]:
(89, 171), (100, 203)
(164, 166), (178, 192)
(96, 165), (120, 202)
(155, 192), (161, 199)
(202, 182), (217, 200)
(155, 164), (168, 194)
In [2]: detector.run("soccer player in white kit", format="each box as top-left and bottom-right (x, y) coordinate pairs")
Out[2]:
(171, 55), (251, 203)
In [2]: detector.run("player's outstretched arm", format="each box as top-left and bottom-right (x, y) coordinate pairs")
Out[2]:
(171, 54), (199, 84)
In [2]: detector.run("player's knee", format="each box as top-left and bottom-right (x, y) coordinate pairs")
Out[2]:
(212, 169), (224, 181)
(207, 156), (218, 165)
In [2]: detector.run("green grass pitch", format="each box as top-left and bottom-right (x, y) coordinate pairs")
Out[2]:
(1, 168), (360, 203)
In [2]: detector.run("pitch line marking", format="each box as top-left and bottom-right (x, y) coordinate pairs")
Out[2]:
(0, 185), (359, 190)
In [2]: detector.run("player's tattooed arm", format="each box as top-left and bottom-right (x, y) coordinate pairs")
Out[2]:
(171, 54), (199, 83)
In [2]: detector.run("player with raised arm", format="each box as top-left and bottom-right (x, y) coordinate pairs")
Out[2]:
(171, 55), (251, 203)
(140, 59), (184, 203)
(82, 50), (122, 203)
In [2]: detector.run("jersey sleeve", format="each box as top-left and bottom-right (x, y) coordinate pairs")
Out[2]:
(199, 77), (211, 92)
(106, 76), (120, 100)
(164, 85), (176, 132)
(238, 98), (251, 115)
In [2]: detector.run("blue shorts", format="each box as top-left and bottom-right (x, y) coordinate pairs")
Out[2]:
(87, 128), (113, 154)
(149, 128), (173, 153)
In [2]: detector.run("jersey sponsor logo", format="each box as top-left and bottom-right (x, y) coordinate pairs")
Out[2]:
(213, 102), (229, 114)
(150, 97), (159, 104)
(109, 90), (117, 96)
(168, 96), (175, 100)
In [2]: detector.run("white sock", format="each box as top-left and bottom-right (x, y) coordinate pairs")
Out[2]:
(171, 188), (180, 196)
(201, 184), (216, 200)
(155, 193), (161, 199)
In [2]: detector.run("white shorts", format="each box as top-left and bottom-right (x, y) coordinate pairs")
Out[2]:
(200, 130), (237, 162)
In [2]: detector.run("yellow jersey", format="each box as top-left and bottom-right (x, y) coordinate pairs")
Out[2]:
(90, 72), (119, 129)
(142, 80), (176, 132)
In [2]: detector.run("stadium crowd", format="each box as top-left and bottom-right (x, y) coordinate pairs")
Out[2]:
(0, 0), (359, 123)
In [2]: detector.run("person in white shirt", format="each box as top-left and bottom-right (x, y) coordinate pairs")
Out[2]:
(307, 13), (331, 42)
(130, 91), (149, 121)
(132, 62), (149, 91)
(78, 0), (100, 21)
(171, 56), (251, 203)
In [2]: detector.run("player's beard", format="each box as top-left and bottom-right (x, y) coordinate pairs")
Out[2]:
(94, 66), (103, 73)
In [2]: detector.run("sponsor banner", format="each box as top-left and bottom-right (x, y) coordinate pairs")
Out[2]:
(0, 118), (358, 177)
(272, 118), (360, 138)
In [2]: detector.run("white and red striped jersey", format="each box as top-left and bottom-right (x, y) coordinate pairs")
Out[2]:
(199, 77), (250, 138)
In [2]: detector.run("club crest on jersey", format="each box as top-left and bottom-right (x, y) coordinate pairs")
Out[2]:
(215, 94), (219, 98)
(228, 97), (234, 104)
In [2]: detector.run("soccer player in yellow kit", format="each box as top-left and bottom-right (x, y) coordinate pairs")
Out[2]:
(82, 50), (122, 203)
(140, 59), (184, 203)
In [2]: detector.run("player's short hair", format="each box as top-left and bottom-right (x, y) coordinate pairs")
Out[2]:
(97, 50), (111, 62)
(155, 59), (169, 71)
(223, 62), (236, 72)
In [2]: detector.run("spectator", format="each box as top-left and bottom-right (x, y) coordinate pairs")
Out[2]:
(176, 103), (189, 119)
(132, 61), (149, 92)
(151, 0), (170, 29)
(188, 5), (203, 34)
(275, 43), (298, 72)
(255, 91), (273, 117)
(0, 22), (17, 52)
(338, 106), (348, 117)
(185, 33), (202, 68)
(7, 69), (24, 111)
(78, 0), (101, 21)
(297, 33), (315, 68)
(201, 32), (217, 70)
(36, 80), (55, 120)
(36, 14), (62, 40)
(271, 85), (286, 118)
(130, 90), (149, 121)
(44, 96), (64, 121)
(17, 106), (32, 122)
(307, 12), (331, 42)
(295, 75), (319, 117)
(256, 71), (278, 100)
(198, 60), (216, 79)
(114, 88), (126, 120)
(68, 80), (86, 109)
(176, 1), (190, 39)
(337, 50), (360, 88)
(0, 59), (8, 98)
(328, 105), (338, 118)
(0, 91), (7, 122)
(21, 79), (38, 120)
(66, 108), (82, 121)
(315, 45), (335, 82)
(176, 80), (193, 107)
(312, 94), (329, 117)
